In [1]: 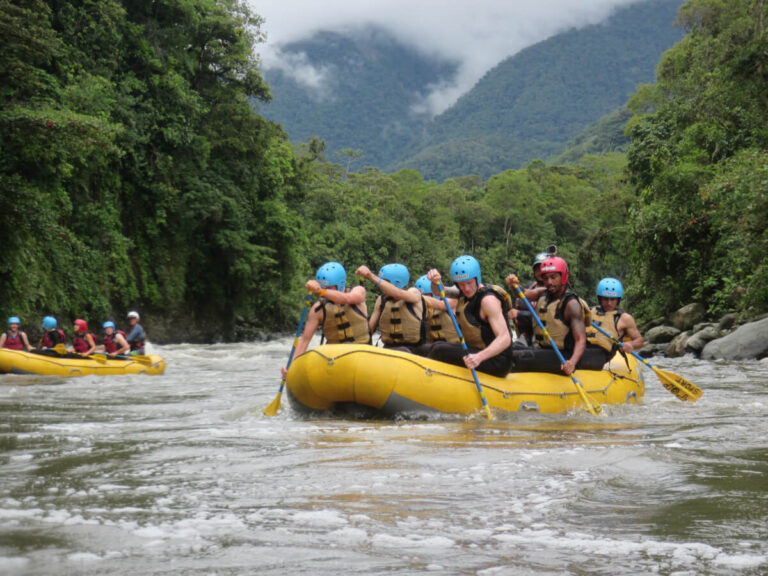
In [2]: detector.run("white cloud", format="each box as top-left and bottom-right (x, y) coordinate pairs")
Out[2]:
(251, 0), (644, 115)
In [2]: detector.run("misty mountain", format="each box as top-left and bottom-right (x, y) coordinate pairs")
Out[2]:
(257, 28), (456, 168)
(259, 0), (684, 180)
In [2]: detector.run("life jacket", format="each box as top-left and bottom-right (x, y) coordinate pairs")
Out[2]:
(103, 330), (128, 354)
(319, 300), (371, 344)
(376, 295), (425, 346)
(41, 329), (66, 348)
(424, 300), (460, 344)
(455, 285), (513, 350)
(533, 291), (591, 353)
(127, 326), (145, 352)
(587, 306), (625, 353)
(73, 332), (95, 354)
(4, 331), (24, 350)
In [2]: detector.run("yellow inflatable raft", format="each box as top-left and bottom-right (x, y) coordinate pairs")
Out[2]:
(0, 348), (165, 377)
(286, 344), (644, 416)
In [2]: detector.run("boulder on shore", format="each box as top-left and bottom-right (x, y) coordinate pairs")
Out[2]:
(669, 303), (706, 331)
(701, 317), (768, 360)
(645, 325), (681, 344)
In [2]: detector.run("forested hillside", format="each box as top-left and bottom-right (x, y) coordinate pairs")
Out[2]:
(0, 0), (306, 341)
(401, 0), (684, 179)
(259, 28), (456, 169)
(2, 0), (767, 343)
(260, 0), (683, 181)
(625, 0), (768, 319)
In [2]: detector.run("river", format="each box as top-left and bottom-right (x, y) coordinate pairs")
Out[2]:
(1, 340), (767, 575)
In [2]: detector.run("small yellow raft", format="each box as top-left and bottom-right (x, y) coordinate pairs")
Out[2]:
(286, 344), (644, 416)
(0, 348), (165, 377)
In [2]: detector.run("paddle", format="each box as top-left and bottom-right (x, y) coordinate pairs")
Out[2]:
(510, 282), (602, 416)
(53, 344), (67, 354)
(264, 291), (314, 416)
(590, 321), (702, 402)
(435, 278), (493, 420)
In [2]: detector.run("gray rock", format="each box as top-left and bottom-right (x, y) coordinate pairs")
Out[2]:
(692, 322), (717, 334)
(685, 326), (721, 355)
(645, 325), (681, 344)
(718, 313), (737, 331)
(669, 303), (706, 331)
(638, 343), (667, 358)
(666, 331), (690, 358)
(701, 316), (768, 360)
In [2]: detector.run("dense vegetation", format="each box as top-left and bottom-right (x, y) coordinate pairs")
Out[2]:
(0, 0), (306, 340)
(2, 0), (767, 343)
(626, 0), (768, 319)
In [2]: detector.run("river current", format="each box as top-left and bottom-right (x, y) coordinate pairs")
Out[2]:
(1, 339), (767, 575)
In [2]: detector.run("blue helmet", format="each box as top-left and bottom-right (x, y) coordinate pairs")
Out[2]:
(414, 275), (432, 295)
(378, 263), (410, 289)
(450, 255), (482, 286)
(315, 262), (346, 292)
(42, 316), (57, 330)
(8, 316), (20, 326)
(597, 277), (623, 299)
(103, 321), (116, 331)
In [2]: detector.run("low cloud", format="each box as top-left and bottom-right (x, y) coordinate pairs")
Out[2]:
(252, 0), (643, 116)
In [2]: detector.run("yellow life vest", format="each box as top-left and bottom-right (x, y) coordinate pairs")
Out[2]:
(455, 284), (512, 350)
(320, 300), (371, 344)
(424, 300), (460, 344)
(533, 291), (591, 352)
(587, 306), (624, 352)
(376, 295), (425, 346)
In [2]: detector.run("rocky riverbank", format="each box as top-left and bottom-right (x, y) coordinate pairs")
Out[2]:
(639, 303), (768, 361)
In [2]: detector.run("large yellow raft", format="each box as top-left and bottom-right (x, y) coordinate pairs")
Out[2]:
(0, 348), (165, 377)
(286, 344), (644, 416)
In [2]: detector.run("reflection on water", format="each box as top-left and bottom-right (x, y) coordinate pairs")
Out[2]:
(1, 343), (767, 575)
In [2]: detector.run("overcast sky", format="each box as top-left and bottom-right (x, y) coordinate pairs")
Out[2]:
(251, 0), (644, 115)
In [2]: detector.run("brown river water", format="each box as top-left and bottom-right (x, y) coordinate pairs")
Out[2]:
(1, 340), (767, 575)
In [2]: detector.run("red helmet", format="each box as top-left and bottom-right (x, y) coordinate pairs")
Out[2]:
(74, 319), (88, 332)
(540, 257), (568, 286)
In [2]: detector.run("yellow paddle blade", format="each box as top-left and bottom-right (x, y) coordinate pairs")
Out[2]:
(263, 384), (284, 416)
(90, 353), (108, 363)
(53, 344), (67, 354)
(653, 365), (702, 402)
(573, 378), (602, 416)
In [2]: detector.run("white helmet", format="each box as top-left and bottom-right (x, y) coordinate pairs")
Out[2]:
(127, 310), (140, 320)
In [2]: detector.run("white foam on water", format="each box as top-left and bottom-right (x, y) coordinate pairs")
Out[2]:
(371, 533), (455, 549)
(293, 509), (348, 527)
(67, 552), (103, 563)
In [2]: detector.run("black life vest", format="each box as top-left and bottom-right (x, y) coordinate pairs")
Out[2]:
(455, 285), (512, 350)
(41, 330), (66, 348)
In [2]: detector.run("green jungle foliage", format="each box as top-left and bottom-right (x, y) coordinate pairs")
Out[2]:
(0, 0), (306, 341)
(626, 0), (768, 319)
(295, 144), (635, 315)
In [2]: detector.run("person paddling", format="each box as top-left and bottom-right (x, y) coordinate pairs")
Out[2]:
(281, 262), (370, 379)
(357, 263), (426, 353)
(126, 311), (146, 355)
(586, 278), (644, 357)
(0, 316), (33, 351)
(72, 319), (97, 356)
(99, 321), (130, 357)
(38, 316), (66, 350)
(424, 255), (514, 377)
